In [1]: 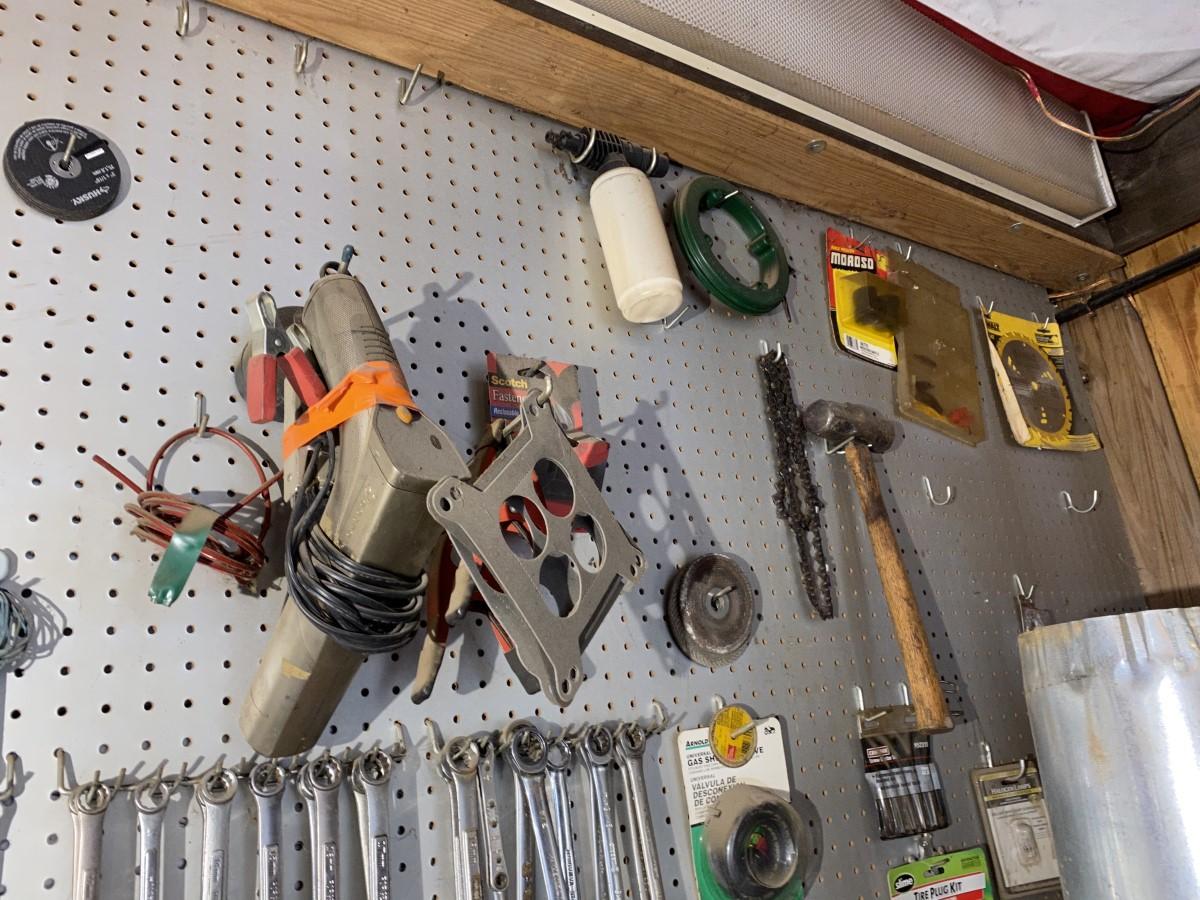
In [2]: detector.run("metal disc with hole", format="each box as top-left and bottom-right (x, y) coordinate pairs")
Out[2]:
(4, 119), (121, 220)
(667, 553), (754, 667)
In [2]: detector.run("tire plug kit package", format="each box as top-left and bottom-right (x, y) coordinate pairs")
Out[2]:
(969, 759), (1060, 897)
(888, 848), (995, 900)
(859, 705), (949, 840)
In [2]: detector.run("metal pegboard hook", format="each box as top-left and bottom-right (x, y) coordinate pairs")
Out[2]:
(193, 391), (209, 436)
(894, 241), (912, 262)
(424, 717), (445, 755)
(823, 435), (854, 455)
(176, 0), (190, 37)
(1012, 574), (1035, 602)
(390, 720), (408, 762)
(294, 38), (310, 75)
(399, 64), (443, 106)
(1060, 489), (1099, 513)
(661, 307), (687, 330)
(1002, 757), (1029, 784)
(922, 476), (953, 507)
(643, 699), (668, 734)
(979, 741), (994, 768)
(0, 751), (18, 802)
(500, 379), (554, 439)
(908, 832), (936, 863)
(976, 295), (995, 316)
(756, 340), (783, 361)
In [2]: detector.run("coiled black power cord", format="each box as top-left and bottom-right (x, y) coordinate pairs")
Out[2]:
(287, 432), (426, 653)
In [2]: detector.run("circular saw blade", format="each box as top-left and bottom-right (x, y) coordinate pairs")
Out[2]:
(997, 335), (1071, 439)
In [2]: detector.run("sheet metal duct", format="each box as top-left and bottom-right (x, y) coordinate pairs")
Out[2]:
(1020, 608), (1200, 898)
(526, 0), (1116, 225)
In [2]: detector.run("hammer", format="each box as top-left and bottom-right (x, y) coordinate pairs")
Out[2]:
(803, 399), (952, 733)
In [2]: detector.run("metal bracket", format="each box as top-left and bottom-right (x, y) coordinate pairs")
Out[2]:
(1013, 574), (1053, 632)
(428, 393), (645, 706)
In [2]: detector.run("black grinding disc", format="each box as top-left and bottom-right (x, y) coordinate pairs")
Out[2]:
(667, 554), (755, 667)
(4, 119), (121, 220)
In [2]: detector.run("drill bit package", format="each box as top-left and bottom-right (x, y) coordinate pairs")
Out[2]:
(980, 308), (1099, 452)
(860, 706), (949, 840)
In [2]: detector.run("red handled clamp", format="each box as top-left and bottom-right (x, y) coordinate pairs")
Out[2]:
(244, 292), (327, 423)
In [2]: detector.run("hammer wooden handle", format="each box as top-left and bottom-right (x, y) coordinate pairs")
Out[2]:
(844, 442), (952, 733)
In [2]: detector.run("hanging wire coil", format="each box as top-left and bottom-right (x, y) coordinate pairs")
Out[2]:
(0, 583), (31, 670)
(92, 422), (281, 588)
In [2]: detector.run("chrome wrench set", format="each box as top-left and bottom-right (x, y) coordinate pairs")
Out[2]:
(434, 717), (667, 900)
(54, 743), (403, 900)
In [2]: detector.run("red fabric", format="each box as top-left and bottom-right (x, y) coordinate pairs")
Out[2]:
(903, 0), (1155, 135)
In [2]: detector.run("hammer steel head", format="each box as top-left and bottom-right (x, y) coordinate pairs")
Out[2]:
(802, 399), (896, 452)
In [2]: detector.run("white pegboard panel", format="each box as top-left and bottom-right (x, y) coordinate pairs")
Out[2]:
(0, 1), (1141, 898)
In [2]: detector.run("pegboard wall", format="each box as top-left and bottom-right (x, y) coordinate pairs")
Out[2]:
(0, 1), (1143, 897)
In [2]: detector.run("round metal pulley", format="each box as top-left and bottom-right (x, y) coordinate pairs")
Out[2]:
(667, 554), (755, 667)
(702, 784), (809, 897)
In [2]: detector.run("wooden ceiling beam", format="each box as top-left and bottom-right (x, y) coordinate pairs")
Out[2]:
(215, 0), (1122, 290)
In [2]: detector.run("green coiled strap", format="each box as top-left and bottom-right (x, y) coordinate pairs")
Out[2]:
(672, 176), (790, 316)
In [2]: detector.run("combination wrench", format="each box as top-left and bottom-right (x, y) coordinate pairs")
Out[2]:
(614, 724), (665, 900)
(197, 767), (239, 900)
(513, 766), (535, 900)
(579, 725), (624, 900)
(475, 741), (510, 898)
(301, 754), (344, 900)
(250, 760), (286, 900)
(438, 736), (484, 900)
(544, 737), (580, 900)
(134, 777), (170, 900)
(68, 780), (112, 900)
(505, 723), (567, 900)
(351, 748), (394, 900)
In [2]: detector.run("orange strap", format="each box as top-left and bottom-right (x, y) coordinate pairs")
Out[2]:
(283, 361), (419, 458)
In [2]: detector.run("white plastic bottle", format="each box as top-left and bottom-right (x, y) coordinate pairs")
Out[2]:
(588, 163), (683, 324)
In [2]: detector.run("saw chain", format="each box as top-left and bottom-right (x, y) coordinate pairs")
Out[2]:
(757, 349), (835, 619)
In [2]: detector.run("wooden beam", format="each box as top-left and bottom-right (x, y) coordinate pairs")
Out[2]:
(1127, 225), (1200, 488)
(1069, 302), (1200, 610)
(1103, 104), (1200, 255)
(214, 0), (1121, 291)
(1068, 299), (1200, 609)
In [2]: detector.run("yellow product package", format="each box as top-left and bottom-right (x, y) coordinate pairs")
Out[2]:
(825, 228), (902, 369)
(981, 308), (1100, 452)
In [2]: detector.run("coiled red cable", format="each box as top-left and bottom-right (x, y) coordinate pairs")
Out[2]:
(93, 425), (282, 587)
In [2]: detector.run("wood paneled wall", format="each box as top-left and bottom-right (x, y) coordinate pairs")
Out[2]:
(1068, 226), (1200, 609)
